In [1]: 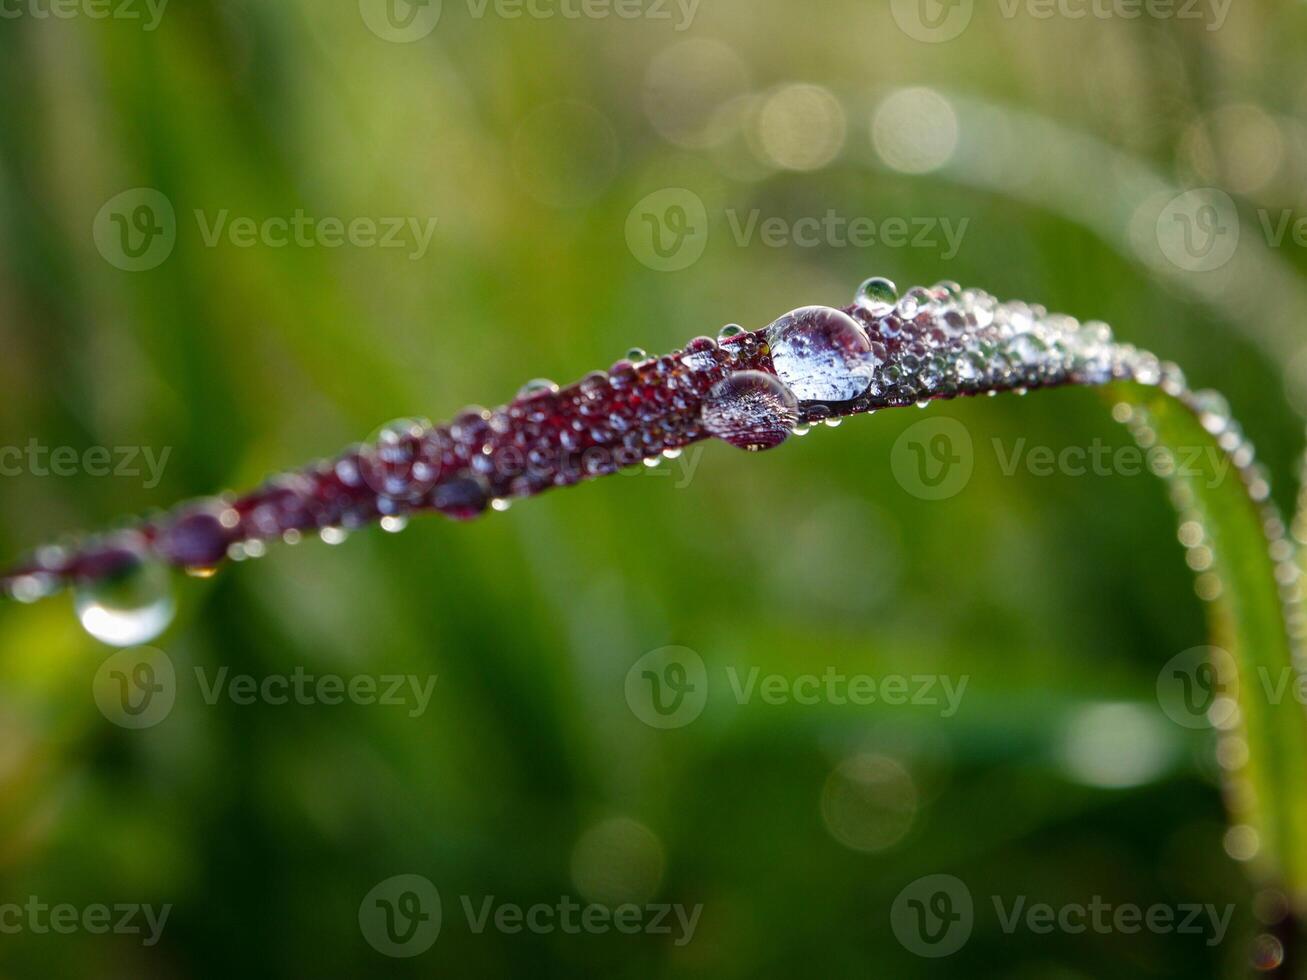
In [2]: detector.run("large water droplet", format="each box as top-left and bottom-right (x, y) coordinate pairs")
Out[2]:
(701, 371), (798, 451)
(766, 306), (873, 403)
(73, 540), (175, 647)
(855, 277), (898, 316)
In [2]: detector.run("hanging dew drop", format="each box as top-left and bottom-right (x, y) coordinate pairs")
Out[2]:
(73, 540), (176, 647)
(766, 306), (873, 402)
(320, 526), (349, 545)
(701, 371), (799, 451)
(855, 277), (898, 317)
(380, 515), (408, 533)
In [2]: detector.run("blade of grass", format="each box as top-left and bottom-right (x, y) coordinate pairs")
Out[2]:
(1110, 382), (1307, 914)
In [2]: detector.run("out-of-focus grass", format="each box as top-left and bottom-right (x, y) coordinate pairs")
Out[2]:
(0, 2), (1304, 976)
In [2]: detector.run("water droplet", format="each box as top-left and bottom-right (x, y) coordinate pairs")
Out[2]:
(73, 540), (176, 647)
(681, 336), (719, 373)
(718, 324), (746, 340)
(518, 379), (559, 399)
(701, 371), (799, 451)
(626, 348), (649, 363)
(767, 306), (873, 402)
(932, 280), (961, 303)
(8, 573), (59, 604)
(154, 501), (232, 569)
(895, 287), (933, 320)
(433, 476), (490, 520)
(320, 526), (349, 546)
(955, 351), (984, 384)
(380, 515), (408, 533)
(855, 277), (898, 316)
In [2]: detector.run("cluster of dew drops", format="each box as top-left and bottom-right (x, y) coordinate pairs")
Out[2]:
(2, 276), (1296, 659)
(701, 276), (1150, 452)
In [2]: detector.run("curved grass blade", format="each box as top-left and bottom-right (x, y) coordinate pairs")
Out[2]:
(1111, 382), (1307, 927)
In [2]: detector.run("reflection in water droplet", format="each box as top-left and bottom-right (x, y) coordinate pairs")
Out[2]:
(855, 276), (898, 316)
(718, 323), (745, 340)
(701, 371), (798, 451)
(74, 543), (176, 647)
(767, 306), (873, 402)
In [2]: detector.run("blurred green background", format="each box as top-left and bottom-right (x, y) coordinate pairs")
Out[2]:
(1, 0), (1305, 976)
